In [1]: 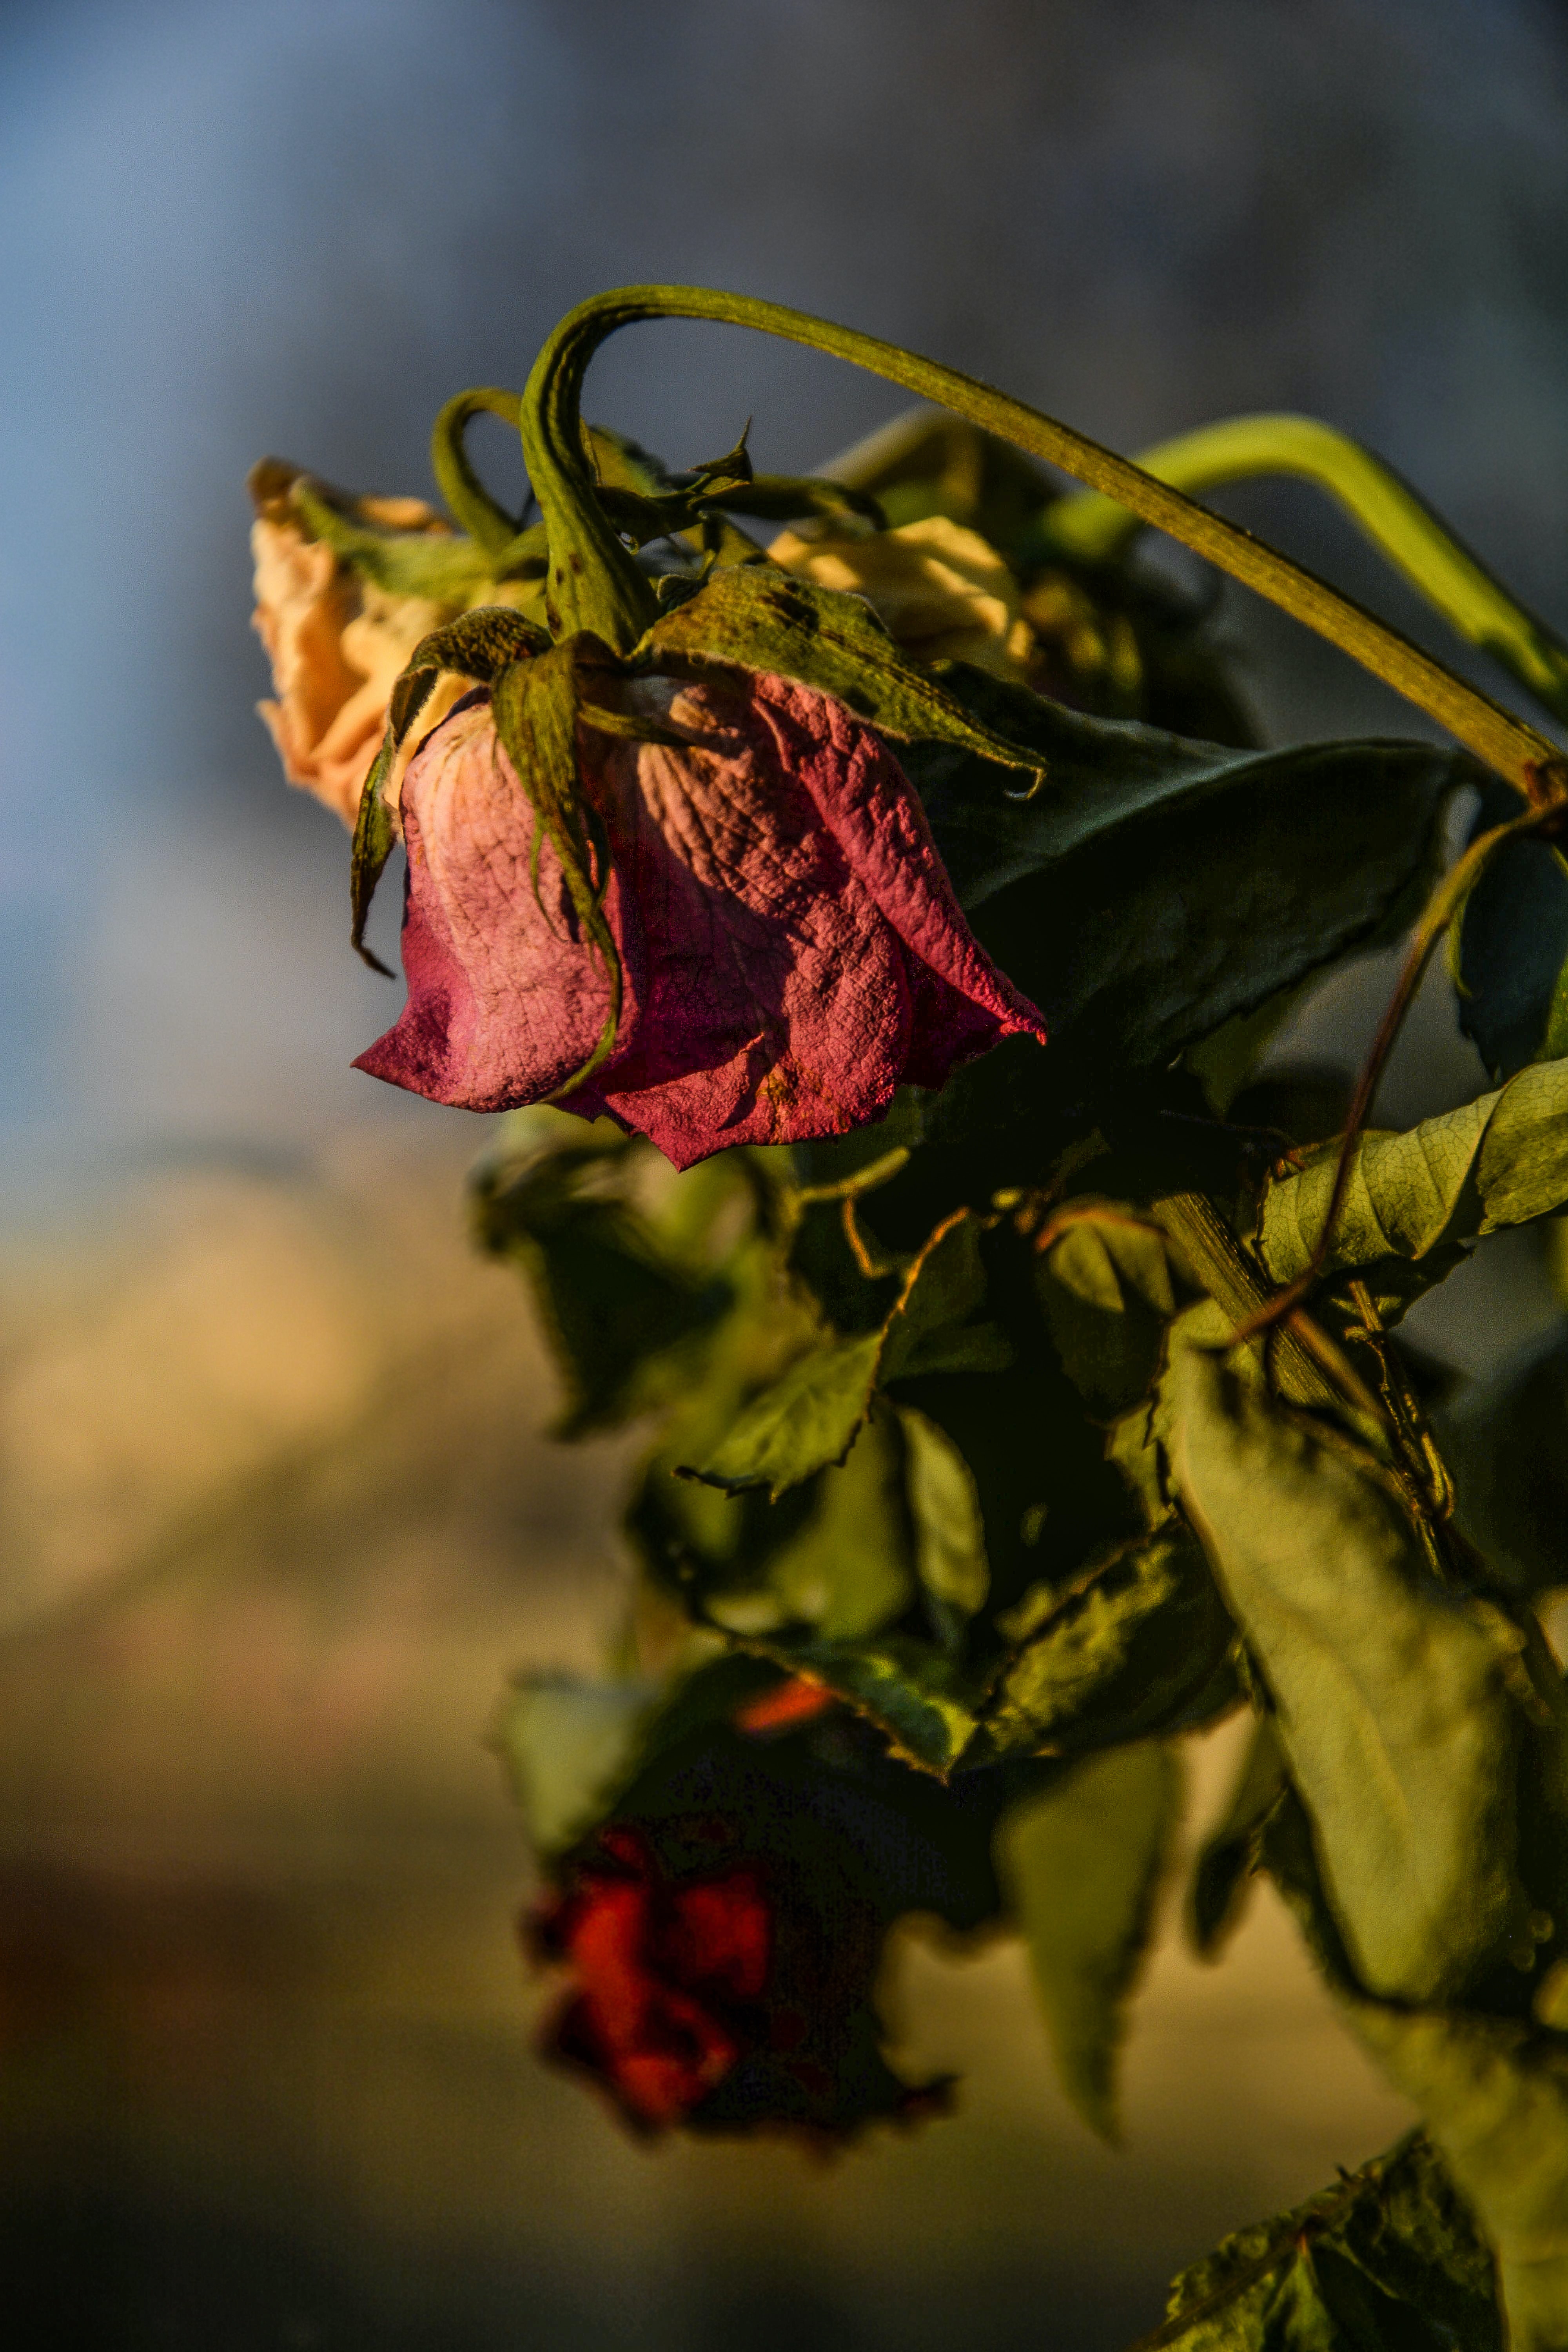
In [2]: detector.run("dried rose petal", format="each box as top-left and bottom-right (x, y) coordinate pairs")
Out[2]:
(247, 468), (484, 828)
(354, 666), (1046, 1168)
(250, 483), (462, 828)
(766, 514), (1038, 681)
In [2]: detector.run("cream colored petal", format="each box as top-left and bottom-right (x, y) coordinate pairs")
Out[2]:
(765, 514), (1035, 682)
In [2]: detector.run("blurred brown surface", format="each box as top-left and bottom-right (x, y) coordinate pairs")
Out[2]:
(0, 1140), (1411, 2350)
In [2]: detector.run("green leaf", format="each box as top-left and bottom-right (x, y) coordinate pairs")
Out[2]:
(740, 1628), (985, 1776)
(1145, 2130), (1502, 2352)
(1187, 1713), (1287, 1961)
(1455, 778), (1568, 1080)
(1257, 1055), (1568, 1292)
(1165, 1323), (1568, 2346)
(995, 1740), (1180, 2141)
(1265, 1797), (1568, 2352)
(1165, 1328), (1568, 2007)
(897, 1404), (990, 1633)
(643, 562), (1047, 787)
(490, 1673), (658, 1855)
(685, 1330), (884, 1501)
(1035, 1207), (1184, 1413)
(737, 1404), (916, 1641)
(879, 1210), (1004, 1379)
(472, 1138), (733, 1436)
(685, 1210), (1002, 1498)
(1442, 1321), (1568, 1595)
(978, 1523), (1237, 1760)
(901, 666), (1465, 1087)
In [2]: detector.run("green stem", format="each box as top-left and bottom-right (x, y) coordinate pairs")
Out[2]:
(1042, 412), (1568, 733)
(521, 287), (1566, 800)
(430, 387), (527, 556)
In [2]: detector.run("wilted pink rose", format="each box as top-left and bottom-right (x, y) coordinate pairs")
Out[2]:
(353, 663), (1046, 1168)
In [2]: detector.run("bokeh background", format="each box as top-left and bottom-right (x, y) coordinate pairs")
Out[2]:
(1, 1), (1566, 2344)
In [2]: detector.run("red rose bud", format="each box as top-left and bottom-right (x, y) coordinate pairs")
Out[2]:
(353, 665), (1046, 1168)
(529, 1820), (949, 2140)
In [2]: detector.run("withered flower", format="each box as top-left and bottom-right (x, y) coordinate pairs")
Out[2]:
(766, 513), (1037, 681)
(531, 1819), (948, 2140)
(352, 659), (1046, 1169)
(249, 464), (472, 827)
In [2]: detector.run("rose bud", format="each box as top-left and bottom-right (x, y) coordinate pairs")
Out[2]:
(766, 513), (1037, 682)
(351, 661), (1047, 1168)
(530, 1819), (949, 2141)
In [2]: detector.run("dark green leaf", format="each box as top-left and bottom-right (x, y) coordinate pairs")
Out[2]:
(899, 1362), (1149, 1630)
(1455, 777), (1568, 1080)
(598, 1649), (1041, 1940)
(978, 1523), (1237, 1761)
(1441, 1320), (1568, 1595)
(1264, 1797), (1568, 2352)
(685, 1210), (1002, 1497)
(684, 1330), (884, 1501)
(995, 1740), (1180, 2140)
(879, 1211), (1001, 1377)
(490, 1673), (658, 1854)
(1035, 1208), (1185, 1413)
(734, 1404), (915, 1641)
(902, 667), (1465, 1088)
(897, 1403), (990, 1634)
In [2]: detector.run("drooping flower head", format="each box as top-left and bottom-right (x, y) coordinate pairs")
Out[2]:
(289, 315), (1056, 1168)
(352, 652), (1046, 1168)
(530, 1813), (951, 2141)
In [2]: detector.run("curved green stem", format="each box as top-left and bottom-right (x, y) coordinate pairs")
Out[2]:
(430, 387), (527, 556)
(520, 287), (1566, 802)
(1042, 413), (1568, 733)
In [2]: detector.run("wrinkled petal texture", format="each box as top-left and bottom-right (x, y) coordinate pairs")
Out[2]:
(357, 693), (617, 1105)
(356, 665), (1046, 1167)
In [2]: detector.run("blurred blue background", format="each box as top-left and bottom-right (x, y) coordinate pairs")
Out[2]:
(0, 2), (1566, 2345)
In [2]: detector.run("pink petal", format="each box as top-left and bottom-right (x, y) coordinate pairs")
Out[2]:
(355, 665), (1046, 1167)
(584, 672), (1044, 1163)
(353, 695), (619, 1110)
(744, 672), (1047, 1089)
